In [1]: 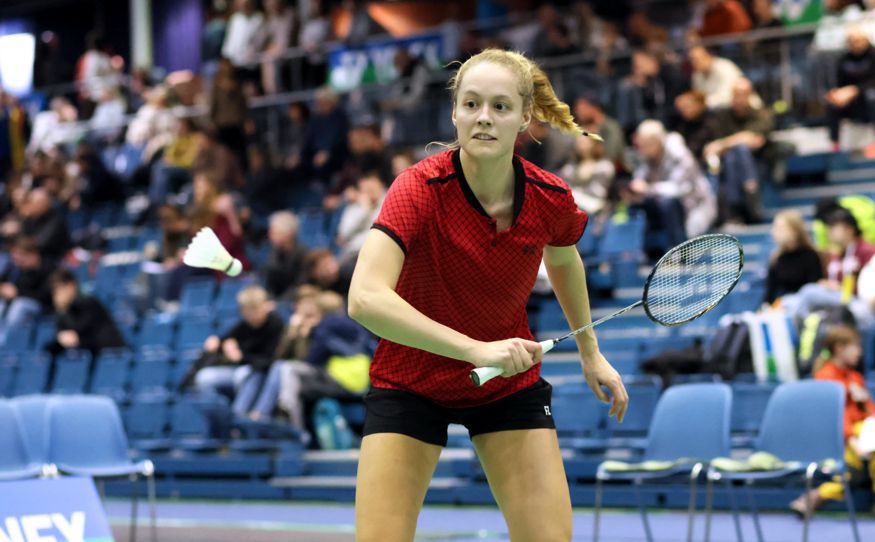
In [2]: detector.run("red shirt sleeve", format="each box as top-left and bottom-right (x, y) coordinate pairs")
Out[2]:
(372, 169), (431, 255)
(548, 187), (588, 247)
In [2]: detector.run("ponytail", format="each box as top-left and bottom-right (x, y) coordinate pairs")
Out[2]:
(530, 64), (581, 135)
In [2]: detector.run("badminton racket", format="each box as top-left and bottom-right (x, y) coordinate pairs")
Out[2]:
(471, 233), (744, 386)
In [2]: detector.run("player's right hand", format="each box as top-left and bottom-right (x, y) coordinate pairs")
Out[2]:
(472, 338), (543, 377)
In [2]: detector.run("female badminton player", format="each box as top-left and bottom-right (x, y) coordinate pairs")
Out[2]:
(348, 48), (629, 542)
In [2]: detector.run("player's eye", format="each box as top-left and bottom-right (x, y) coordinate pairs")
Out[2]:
(464, 100), (477, 109)
(495, 102), (509, 111)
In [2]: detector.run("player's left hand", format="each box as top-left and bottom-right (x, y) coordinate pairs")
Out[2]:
(581, 351), (628, 423)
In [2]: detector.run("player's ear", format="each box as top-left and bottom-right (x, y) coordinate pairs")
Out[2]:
(451, 108), (457, 127)
(519, 111), (531, 133)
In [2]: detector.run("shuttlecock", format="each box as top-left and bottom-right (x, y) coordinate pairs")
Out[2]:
(183, 227), (243, 277)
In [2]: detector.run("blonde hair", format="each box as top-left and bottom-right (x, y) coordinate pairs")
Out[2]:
(771, 210), (816, 264)
(448, 48), (582, 137)
(237, 285), (269, 307)
(813, 324), (860, 374)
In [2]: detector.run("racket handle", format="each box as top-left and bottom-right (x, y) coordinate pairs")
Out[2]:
(470, 340), (556, 386)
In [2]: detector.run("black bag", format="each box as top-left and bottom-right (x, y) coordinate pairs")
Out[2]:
(703, 319), (753, 379)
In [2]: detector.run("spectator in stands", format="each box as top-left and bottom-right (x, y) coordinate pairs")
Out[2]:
(89, 87), (127, 143)
(44, 268), (126, 358)
(149, 118), (206, 208)
(184, 285), (284, 418)
(336, 171), (387, 262)
(328, 122), (392, 209)
(0, 93), (27, 179)
(390, 149), (415, 179)
(210, 58), (250, 171)
(559, 133), (615, 215)
(193, 129), (246, 193)
(516, 120), (577, 174)
(295, 86), (349, 186)
(264, 210), (310, 300)
(246, 289), (372, 426)
(342, 0), (384, 45)
(0, 237), (53, 345)
(380, 48), (433, 145)
(615, 49), (689, 134)
(781, 208), (875, 329)
(258, 0), (297, 95)
(698, 0), (752, 37)
(789, 325), (875, 516)
(222, 0), (264, 83)
(625, 120), (716, 248)
(27, 97), (78, 156)
(765, 210), (824, 305)
(281, 102), (310, 169)
(245, 144), (283, 216)
(306, 249), (354, 295)
(201, 0), (229, 88)
(70, 142), (125, 207)
(187, 171), (251, 275)
(704, 78), (773, 224)
(18, 188), (70, 264)
(125, 85), (176, 162)
(76, 32), (118, 118)
(751, 0), (783, 29)
(573, 94), (627, 170)
(297, 0), (333, 89)
(825, 25), (875, 152)
(673, 90), (714, 159)
(689, 46), (750, 109)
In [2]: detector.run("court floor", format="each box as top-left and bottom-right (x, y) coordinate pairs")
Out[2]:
(106, 499), (875, 541)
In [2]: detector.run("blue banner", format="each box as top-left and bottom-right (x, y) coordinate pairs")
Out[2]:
(0, 477), (114, 542)
(328, 33), (444, 92)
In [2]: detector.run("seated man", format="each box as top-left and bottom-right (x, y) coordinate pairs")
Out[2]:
(0, 237), (53, 345)
(622, 120), (717, 253)
(703, 78), (773, 224)
(689, 45), (752, 110)
(826, 25), (875, 151)
(181, 285), (284, 418)
(615, 49), (689, 133)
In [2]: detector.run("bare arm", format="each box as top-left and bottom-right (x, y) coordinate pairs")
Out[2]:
(348, 229), (542, 375)
(543, 244), (629, 421)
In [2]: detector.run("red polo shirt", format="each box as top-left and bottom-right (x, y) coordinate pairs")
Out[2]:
(369, 149), (588, 407)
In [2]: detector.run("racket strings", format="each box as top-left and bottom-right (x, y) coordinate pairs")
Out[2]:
(645, 235), (742, 325)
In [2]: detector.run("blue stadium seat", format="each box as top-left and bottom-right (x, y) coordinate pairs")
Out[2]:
(4, 323), (34, 352)
(595, 383), (732, 542)
(606, 375), (662, 451)
(179, 279), (217, 317)
(137, 315), (175, 348)
(552, 382), (609, 451)
(0, 401), (46, 480)
(46, 395), (156, 539)
(90, 348), (133, 400)
(10, 395), (54, 464)
(51, 349), (93, 394)
(169, 397), (225, 451)
(175, 318), (215, 351)
(0, 355), (16, 397)
(131, 350), (172, 399)
(33, 320), (57, 350)
(730, 381), (778, 448)
(124, 398), (172, 452)
(11, 352), (51, 396)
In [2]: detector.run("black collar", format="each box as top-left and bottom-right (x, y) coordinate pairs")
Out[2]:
(451, 149), (526, 224)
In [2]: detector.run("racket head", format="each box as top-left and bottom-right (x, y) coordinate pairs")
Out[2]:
(641, 233), (744, 327)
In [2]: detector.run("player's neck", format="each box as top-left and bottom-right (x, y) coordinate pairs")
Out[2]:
(459, 150), (514, 205)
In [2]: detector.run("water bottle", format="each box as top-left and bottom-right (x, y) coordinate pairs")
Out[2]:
(313, 399), (355, 450)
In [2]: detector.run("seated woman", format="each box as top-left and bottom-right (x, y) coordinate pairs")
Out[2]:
(765, 210), (824, 306)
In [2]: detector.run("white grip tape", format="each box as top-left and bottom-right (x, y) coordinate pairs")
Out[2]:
(470, 339), (555, 386)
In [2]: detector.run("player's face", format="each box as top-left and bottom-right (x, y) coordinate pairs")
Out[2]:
(453, 62), (530, 161)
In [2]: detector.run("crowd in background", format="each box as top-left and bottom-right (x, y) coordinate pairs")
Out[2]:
(1, 0), (875, 448)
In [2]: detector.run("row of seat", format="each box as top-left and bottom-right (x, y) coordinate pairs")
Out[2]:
(0, 394), (156, 540)
(589, 380), (860, 542)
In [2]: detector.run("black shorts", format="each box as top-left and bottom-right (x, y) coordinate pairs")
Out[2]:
(362, 379), (555, 447)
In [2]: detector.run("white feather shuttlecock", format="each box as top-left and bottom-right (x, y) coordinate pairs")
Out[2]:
(183, 227), (243, 277)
